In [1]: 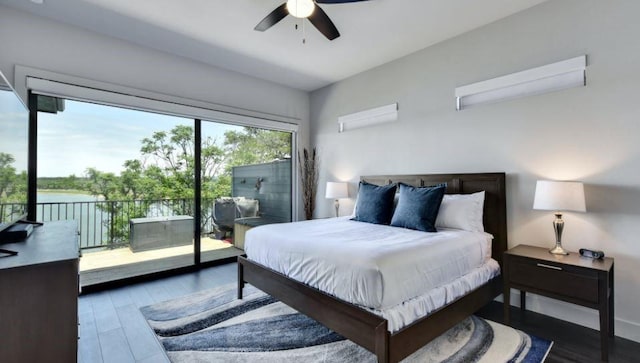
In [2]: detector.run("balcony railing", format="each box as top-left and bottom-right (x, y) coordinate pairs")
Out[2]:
(2, 199), (216, 250)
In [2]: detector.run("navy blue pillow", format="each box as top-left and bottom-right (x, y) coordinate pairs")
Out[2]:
(351, 181), (397, 225)
(390, 183), (446, 232)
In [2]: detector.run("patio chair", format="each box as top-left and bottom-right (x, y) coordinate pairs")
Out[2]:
(212, 198), (236, 240)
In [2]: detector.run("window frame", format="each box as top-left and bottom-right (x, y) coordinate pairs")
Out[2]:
(26, 74), (299, 271)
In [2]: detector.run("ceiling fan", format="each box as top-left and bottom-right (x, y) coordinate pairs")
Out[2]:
(254, 0), (371, 41)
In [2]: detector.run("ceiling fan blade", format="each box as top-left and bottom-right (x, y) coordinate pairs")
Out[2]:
(308, 6), (340, 40)
(254, 3), (288, 31)
(316, 0), (370, 3)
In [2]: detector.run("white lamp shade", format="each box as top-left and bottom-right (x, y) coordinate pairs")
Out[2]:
(533, 180), (586, 212)
(325, 182), (348, 199)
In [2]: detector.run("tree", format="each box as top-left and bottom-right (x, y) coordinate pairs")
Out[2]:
(0, 153), (17, 199)
(85, 168), (119, 201)
(85, 167), (133, 244)
(37, 175), (87, 190)
(82, 124), (290, 246)
(224, 128), (291, 169)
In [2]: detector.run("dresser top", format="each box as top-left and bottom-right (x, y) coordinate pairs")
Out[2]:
(0, 221), (79, 270)
(505, 244), (614, 272)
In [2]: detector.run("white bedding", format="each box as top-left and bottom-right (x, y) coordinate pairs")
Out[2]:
(373, 259), (500, 332)
(245, 217), (494, 310)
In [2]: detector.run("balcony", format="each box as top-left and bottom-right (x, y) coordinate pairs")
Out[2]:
(0, 160), (293, 286)
(30, 198), (245, 287)
(79, 236), (243, 286)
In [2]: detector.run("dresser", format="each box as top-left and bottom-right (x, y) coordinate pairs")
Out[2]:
(0, 221), (80, 363)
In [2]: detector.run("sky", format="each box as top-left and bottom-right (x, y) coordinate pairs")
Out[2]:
(0, 89), (29, 172)
(37, 99), (244, 177)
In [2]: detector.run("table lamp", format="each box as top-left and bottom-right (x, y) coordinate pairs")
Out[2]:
(325, 182), (348, 217)
(533, 180), (586, 255)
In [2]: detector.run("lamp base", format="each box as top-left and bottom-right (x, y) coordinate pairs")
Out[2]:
(549, 245), (569, 255)
(549, 213), (569, 255)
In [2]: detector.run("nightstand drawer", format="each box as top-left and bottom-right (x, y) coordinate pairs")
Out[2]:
(509, 257), (599, 304)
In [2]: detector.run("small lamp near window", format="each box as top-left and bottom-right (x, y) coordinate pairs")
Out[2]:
(533, 180), (586, 255)
(325, 182), (348, 218)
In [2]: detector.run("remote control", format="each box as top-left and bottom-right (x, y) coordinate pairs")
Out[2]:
(579, 248), (605, 259)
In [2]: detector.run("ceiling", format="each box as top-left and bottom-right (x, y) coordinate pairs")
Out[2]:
(1, 0), (548, 91)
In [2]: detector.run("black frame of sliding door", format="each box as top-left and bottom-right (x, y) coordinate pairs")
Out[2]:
(27, 91), (38, 222)
(26, 96), (213, 292)
(78, 118), (212, 292)
(194, 119), (202, 265)
(27, 93), (295, 293)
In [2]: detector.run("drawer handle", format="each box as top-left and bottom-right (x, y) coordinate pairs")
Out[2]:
(537, 263), (562, 271)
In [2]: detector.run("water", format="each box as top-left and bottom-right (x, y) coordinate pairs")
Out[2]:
(37, 191), (108, 249)
(37, 191), (100, 203)
(36, 191), (213, 248)
(35, 191), (202, 249)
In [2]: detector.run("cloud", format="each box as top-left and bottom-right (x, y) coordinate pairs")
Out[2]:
(36, 99), (243, 177)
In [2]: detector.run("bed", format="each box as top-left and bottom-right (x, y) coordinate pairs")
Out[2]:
(237, 172), (507, 362)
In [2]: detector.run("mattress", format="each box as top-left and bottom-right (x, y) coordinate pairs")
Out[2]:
(244, 217), (494, 310)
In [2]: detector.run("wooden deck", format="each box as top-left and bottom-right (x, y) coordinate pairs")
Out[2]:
(79, 237), (244, 287)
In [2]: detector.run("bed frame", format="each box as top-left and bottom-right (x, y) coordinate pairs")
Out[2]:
(238, 172), (507, 362)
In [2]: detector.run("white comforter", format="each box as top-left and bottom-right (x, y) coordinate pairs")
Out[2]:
(245, 217), (493, 310)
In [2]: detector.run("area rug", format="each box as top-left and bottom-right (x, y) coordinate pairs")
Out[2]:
(141, 284), (552, 363)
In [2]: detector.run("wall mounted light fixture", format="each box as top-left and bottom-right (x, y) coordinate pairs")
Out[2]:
(338, 103), (398, 132)
(455, 55), (586, 110)
(255, 177), (264, 191)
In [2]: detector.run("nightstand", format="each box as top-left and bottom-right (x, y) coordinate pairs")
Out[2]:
(503, 244), (614, 361)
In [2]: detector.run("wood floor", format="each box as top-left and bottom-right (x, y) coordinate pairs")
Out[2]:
(79, 263), (640, 363)
(78, 263), (237, 363)
(476, 302), (640, 363)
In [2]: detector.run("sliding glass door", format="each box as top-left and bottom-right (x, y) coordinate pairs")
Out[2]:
(33, 93), (296, 287)
(37, 97), (197, 286)
(200, 121), (293, 262)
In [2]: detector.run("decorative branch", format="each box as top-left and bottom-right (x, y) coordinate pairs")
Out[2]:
(298, 147), (318, 220)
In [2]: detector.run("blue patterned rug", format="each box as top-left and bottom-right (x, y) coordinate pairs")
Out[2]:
(141, 284), (552, 362)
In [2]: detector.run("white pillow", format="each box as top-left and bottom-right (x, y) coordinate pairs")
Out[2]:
(435, 191), (485, 232)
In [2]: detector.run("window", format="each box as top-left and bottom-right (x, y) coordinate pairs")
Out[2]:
(200, 121), (292, 262)
(29, 78), (298, 287)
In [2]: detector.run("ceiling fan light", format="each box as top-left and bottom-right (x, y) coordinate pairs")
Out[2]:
(286, 0), (315, 18)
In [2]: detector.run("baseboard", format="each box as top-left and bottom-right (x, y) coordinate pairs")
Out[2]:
(496, 291), (640, 343)
(617, 317), (640, 343)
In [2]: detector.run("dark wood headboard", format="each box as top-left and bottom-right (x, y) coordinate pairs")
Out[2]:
(361, 172), (507, 267)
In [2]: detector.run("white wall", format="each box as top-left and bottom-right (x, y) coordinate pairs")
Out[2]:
(0, 5), (310, 219)
(0, 6), (309, 124)
(311, 0), (640, 341)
